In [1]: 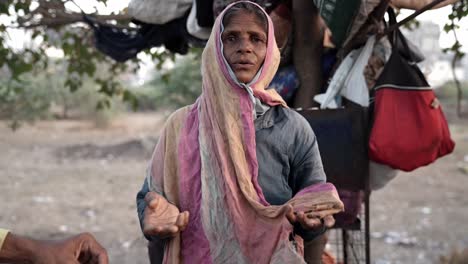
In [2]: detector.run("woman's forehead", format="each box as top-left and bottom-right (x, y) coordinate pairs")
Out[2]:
(222, 3), (268, 33)
(223, 11), (266, 34)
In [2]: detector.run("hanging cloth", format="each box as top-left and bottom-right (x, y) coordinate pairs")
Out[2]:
(186, 0), (212, 40)
(315, 35), (376, 108)
(127, 0), (192, 25)
(83, 15), (190, 62)
(313, 0), (362, 47)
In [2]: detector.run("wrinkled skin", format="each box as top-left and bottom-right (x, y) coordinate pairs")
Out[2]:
(142, 192), (189, 239)
(0, 232), (108, 264)
(221, 11), (267, 83)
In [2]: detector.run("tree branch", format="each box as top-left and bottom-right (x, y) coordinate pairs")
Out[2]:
(450, 29), (464, 117)
(16, 1), (131, 29)
(383, 0), (449, 35)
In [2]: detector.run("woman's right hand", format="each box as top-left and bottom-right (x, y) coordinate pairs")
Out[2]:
(143, 192), (190, 239)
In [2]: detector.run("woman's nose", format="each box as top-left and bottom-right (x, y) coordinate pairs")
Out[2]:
(237, 38), (253, 53)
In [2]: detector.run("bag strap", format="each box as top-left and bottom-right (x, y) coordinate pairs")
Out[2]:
(386, 8), (415, 62)
(383, 0), (447, 36)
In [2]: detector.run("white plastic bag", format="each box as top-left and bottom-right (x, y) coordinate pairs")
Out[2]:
(128, 0), (192, 24)
(315, 35), (376, 108)
(315, 49), (356, 108)
(341, 35), (375, 106)
(369, 161), (399, 190)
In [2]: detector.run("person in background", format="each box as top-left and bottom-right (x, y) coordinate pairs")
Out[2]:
(0, 228), (108, 264)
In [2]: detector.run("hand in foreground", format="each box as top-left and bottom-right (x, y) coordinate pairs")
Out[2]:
(39, 233), (108, 264)
(0, 232), (108, 264)
(143, 192), (190, 239)
(285, 205), (335, 230)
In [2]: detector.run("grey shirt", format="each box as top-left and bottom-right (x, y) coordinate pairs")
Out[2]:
(136, 106), (327, 248)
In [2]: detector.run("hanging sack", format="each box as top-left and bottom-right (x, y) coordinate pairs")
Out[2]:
(128, 0), (192, 25)
(298, 100), (369, 229)
(297, 100), (369, 191)
(368, 8), (455, 172)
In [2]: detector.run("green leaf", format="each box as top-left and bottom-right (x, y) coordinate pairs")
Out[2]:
(443, 24), (453, 32)
(123, 89), (139, 110)
(0, 3), (9, 15)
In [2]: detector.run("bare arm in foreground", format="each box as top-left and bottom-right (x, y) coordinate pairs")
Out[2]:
(0, 231), (108, 264)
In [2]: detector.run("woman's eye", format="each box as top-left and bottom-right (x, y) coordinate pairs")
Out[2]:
(252, 36), (265, 43)
(226, 36), (236, 42)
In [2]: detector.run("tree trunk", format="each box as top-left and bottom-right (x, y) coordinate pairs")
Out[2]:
(292, 0), (324, 109)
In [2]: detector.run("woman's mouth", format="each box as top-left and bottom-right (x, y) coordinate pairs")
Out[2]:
(232, 61), (255, 70)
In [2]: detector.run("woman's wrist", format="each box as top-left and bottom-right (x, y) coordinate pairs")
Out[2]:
(0, 233), (41, 264)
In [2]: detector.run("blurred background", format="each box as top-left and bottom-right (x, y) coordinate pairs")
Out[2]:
(0, 0), (467, 263)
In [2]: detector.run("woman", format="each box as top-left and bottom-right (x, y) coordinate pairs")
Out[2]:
(136, 2), (344, 263)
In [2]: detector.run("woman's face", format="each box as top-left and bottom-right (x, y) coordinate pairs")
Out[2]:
(222, 10), (267, 83)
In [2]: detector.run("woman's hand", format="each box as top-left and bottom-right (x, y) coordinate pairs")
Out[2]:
(143, 192), (190, 239)
(0, 232), (108, 264)
(285, 205), (335, 230)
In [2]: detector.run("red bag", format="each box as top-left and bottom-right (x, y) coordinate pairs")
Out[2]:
(368, 9), (455, 171)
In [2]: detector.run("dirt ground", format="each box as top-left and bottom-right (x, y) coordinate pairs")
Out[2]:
(1, 106), (467, 264)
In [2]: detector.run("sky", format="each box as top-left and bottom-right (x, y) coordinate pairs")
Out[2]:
(400, 5), (468, 52)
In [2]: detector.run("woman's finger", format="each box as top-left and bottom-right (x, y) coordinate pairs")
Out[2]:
(296, 211), (305, 222)
(307, 217), (322, 226)
(144, 192), (161, 209)
(179, 211), (190, 231)
(156, 225), (179, 238)
(302, 217), (321, 229)
(323, 215), (335, 228)
(175, 213), (185, 228)
(285, 205), (296, 223)
(297, 211), (320, 229)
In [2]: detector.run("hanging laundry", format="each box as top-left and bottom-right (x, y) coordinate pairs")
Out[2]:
(127, 0), (192, 25)
(313, 0), (362, 48)
(342, 0), (381, 49)
(268, 65), (299, 103)
(269, 1), (292, 51)
(364, 37), (391, 89)
(187, 0), (212, 40)
(339, 34), (374, 106)
(315, 36), (376, 108)
(269, 1), (293, 66)
(196, 0), (215, 27)
(314, 52), (353, 108)
(83, 15), (191, 62)
(321, 49), (337, 85)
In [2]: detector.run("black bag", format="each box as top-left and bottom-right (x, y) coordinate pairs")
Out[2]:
(297, 101), (369, 191)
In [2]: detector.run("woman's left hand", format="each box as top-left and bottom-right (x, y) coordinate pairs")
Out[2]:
(285, 205), (335, 230)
